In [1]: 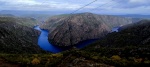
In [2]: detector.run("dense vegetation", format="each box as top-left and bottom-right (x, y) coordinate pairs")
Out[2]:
(0, 51), (113, 67)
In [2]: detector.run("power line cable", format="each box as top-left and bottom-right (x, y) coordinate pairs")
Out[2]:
(91, 0), (124, 12)
(36, 0), (97, 14)
(70, 0), (98, 14)
(92, 0), (115, 11)
(40, 0), (48, 5)
(66, 0), (99, 21)
(66, 0), (98, 45)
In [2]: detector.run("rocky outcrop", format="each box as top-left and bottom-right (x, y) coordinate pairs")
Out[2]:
(0, 16), (44, 53)
(42, 13), (132, 47)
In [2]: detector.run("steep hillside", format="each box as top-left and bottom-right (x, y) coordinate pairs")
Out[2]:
(41, 13), (132, 47)
(78, 20), (150, 66)
(88, 20), (150, 47)
(0, 16), (44, 53)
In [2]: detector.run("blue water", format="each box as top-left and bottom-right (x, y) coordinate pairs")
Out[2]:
(34, 25), (119, 53)
(75, 39), (98, 48)
(34, 26), (62, 53)
(112, 27), (119, 32)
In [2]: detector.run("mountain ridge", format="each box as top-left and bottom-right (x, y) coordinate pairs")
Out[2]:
(41, 12), (132, 47)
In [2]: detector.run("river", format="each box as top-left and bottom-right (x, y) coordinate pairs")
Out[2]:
(34, 25), (119, 53)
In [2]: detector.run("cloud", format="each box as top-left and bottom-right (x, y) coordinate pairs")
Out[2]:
(101, 6), (150, 15)
(0, 0), (40, 5)
(0, 0), (83, 11)
(129, 0), (150, 4)
(0, 0), (150, 14)
(0, 0), (41, 10)
(113, 0), (150, 8)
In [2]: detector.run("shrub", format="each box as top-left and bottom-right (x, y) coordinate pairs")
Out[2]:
(92, 56), (99, 60)
(22, 58), (30, 64)
(111, 55), (121, 61)
(51, 53), (63, 58)
(134, 58), (143, 63)
(144, 60), (150, 64)
(31, 58), (40, 65)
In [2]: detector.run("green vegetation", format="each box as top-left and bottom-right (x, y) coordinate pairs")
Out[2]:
(0, 15), (149, 67)
(0, 48), (149, 67)
(0, 53), (62, 66)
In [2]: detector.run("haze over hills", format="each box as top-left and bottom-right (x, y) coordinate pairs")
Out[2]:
(0, 10), (66, 21)
(0, 10), (60, 16)
(1, 10), (150, 23)
(118, 14), (150, 19)
(1, 10), (150, 19)
(41, 13), (132, 47)
(116, 14), (150, 23)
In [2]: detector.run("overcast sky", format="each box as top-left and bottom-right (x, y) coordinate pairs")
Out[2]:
(0, 0), (150, 15)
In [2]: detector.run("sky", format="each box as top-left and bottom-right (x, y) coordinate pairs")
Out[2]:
(0, 0), (150, 15)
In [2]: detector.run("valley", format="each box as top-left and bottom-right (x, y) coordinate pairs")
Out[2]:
(1, 0), (150, 66)
(0, 12), (150, 67)
(41, 13), (132, 47)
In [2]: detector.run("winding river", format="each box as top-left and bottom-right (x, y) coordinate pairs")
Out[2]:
(34, 26), (62, 53)
(34, 25), (119, 53)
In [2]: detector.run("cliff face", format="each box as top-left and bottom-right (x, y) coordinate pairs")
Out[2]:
(0, 16), (44, 53)
(42, 13), (132, 47)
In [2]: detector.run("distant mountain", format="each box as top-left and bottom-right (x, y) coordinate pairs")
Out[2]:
(0, 10), (71, 16)
(117, 14), (150, 18)
(0, 10), (52, 15)
(41, 12), (132, 47)
(0, 14), (15, 17)
(119, 19), (150, 31)
(0, 10), (71, 22)
(116, 14), (150, 23)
